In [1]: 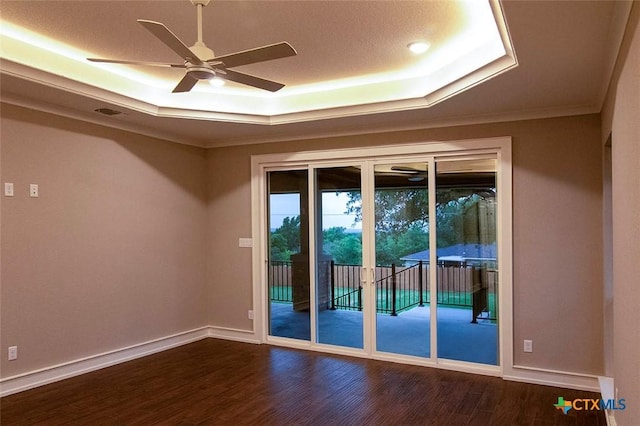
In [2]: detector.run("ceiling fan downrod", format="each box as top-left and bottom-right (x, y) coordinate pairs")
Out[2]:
(189, 0), (214, 61)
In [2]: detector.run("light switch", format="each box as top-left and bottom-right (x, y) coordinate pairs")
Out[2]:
(4, 183), (14, 197)
(239, 238), (253, 248)
(29, 184), (39, 198)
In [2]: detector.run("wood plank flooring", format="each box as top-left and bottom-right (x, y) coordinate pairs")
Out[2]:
(1, 339), (605, 425)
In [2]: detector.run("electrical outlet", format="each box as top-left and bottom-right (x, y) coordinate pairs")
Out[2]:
(248, 310), (254, 320)
(30, 184), (39, 198)
(8, 346), (18, 361)
(523, 339), (533, 353)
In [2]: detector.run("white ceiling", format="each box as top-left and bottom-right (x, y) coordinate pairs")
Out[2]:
(0, 0), (631, 148)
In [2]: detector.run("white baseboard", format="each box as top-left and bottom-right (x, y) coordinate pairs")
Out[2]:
(207, 325), (260, 344)
(1, 329), (605, 399)
(0, 327), (209, 397)
(505, 364), (600, 392)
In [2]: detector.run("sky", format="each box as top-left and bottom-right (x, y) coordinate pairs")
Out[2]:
(270, 192), (362, 230)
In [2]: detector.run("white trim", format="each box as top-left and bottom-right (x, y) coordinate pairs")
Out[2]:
(497, 139), (513, 373)
(1, 87), (598, 150)
(253, 138), (510, 165)
(0, 0), (516, 127)
(599, 376), (618, 426)
(372, 351), (502, 378)
(0, 327), (209, 397)
(504, 364), (601, 392)
(307, 167), (318, 346)
(207, 326), (261, 344)
(0, 331), (609, 398)
(362, 162), (376, 355)
(250, 156), (268, 343)
(251, 137), (512, 375)
(428, 157), (438, 362)
(0, 91), (205, 148)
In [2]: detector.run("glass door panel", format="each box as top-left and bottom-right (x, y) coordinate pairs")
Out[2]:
(435, 158), (499, 365)
(265, 154), (502, 368)
(314, 167), (363, 349)
(373, 163), (430, 358)
(267, 170), (310, 341)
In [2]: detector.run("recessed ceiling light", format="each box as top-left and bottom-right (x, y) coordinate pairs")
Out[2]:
(407, 41), (430, 54)
(209, 77), (225, 87)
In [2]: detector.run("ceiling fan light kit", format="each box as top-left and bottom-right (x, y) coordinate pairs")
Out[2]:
(87, 0), (296, 93)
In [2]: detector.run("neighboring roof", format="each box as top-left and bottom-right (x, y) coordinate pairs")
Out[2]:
(401, 243), (497, 262)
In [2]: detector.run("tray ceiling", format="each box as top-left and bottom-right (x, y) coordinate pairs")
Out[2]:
(0, 0), (629, 147)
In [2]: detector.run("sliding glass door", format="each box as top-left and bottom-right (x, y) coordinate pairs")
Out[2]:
(267, 170), (311, 341)
(373, 162), (430, 358)
(261, 144), (505, 370)
(314, 167), (363, 349)
(435, 158), (498, 365)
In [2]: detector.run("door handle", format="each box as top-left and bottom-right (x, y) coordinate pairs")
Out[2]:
(361, 267), (375, 285)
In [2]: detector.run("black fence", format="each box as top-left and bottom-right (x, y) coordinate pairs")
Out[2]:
(268, 260), (497, 322)
(269, 260), (293, 302)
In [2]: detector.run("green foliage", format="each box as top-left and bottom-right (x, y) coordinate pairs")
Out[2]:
(270, 187), (495, 266)
(270, 216), (300, 261)
(279, 216), (301, 250)
(270, 233), (292, 261)
(375, 224), (428, 266)
(347, 188), (496, 262)
(323, 227), (362, 264)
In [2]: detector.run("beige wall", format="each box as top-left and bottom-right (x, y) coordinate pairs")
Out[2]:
(0, 107), (606, 383)
(206, 114), (604, 375)
(0, 104), (209, 378)
(606, 4), (640, 423)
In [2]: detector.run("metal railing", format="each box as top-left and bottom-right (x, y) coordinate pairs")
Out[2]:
(268, 259), (497, 322)
(269, 260), (293, 302)
(329, 261), (362, 311)
(376, 262), (425, 315)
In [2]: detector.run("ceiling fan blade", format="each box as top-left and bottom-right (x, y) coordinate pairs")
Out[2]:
(137, 19), (204, 65)
(391, 166), (423, 173)
(87, 58), (185, 68)
(172, 74), (199, 93)
(221, 69), (285, 92)
(212, 42), (296, 68)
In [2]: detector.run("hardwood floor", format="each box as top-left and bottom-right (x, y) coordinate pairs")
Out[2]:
(1, 339), (605, 425)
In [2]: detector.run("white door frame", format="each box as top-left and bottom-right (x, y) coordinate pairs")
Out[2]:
(250, 137), (513, 377)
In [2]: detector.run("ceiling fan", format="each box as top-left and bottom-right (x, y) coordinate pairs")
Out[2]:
(390, 165), (427, 182)
(87, 0), (296, 93)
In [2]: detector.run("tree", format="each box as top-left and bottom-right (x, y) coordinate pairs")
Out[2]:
(322, 227), (362, 265)
(270, 215), (300, 260)
(270, 233), (291, 261)
(346, 188), (496, 265)
(278, 216), (301, 252)
(331, 235), (362, 265)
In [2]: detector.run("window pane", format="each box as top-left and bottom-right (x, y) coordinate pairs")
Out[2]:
(267, 170), (310, 341)
(435, 158), (499, 365)
(373, 163), (430, 358)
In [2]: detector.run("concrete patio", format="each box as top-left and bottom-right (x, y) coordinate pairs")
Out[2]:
(269, 302), (498, 365)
